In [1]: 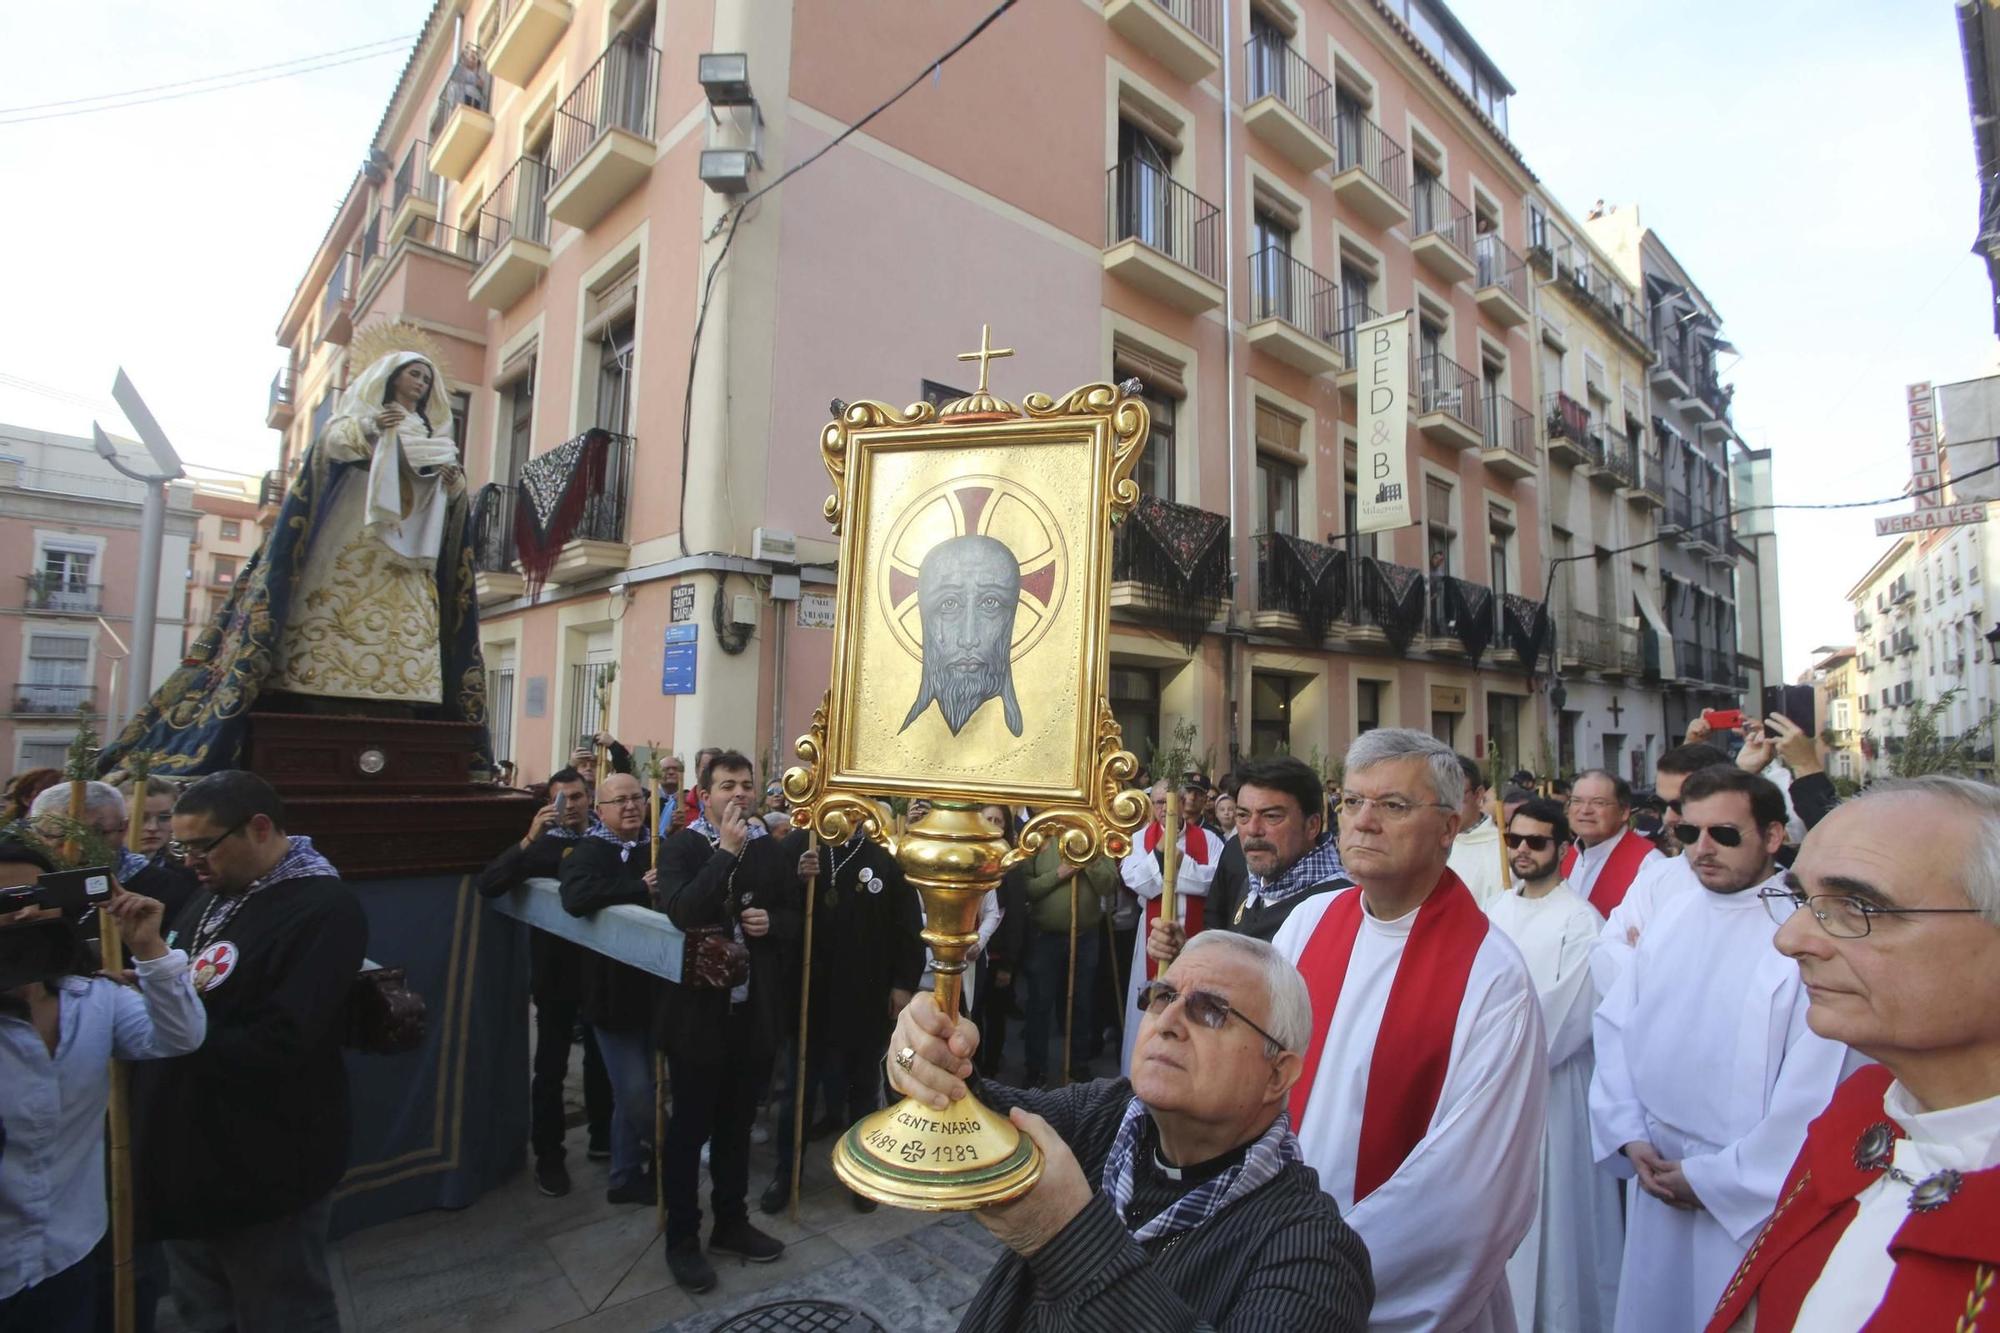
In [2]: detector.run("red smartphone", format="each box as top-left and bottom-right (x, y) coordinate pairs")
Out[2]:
(1702, 708), (1745, 731)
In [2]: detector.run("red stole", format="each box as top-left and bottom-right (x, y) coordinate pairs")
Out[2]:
(1287, 870), (1488, 1202)
(1141, 822), (1210, 980)
(1706, 1064), (2000, 1333)
(1560, 828), (1654, 914)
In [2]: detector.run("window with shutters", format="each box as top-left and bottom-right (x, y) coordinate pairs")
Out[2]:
(1254, 404), (1301, 537)
(22, 632), (90, 714)
(500, 355), (536, 486)
(582, 259), (639, 435)
(1115, 341), (1183, 501)
(1342, 446), (1377, 561)
(1425, 476), (1456, 573)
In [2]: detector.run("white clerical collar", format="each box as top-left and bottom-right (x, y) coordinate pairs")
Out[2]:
(1152, 1148), (1183, 1181)
(1578, 831), (1620, 864)
(1885, 1081), (2000, 1171)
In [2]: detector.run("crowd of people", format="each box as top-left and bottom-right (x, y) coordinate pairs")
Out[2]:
(5, 706), (1997, 1332)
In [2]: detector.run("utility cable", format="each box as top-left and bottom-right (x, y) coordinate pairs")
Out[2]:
(675, 0), (1021, 555)
(0, 38), (414, 125)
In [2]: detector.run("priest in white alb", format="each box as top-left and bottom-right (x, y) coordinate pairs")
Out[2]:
(1707, 777), (2000, 1332)
(1589, 743), (1725, 997)
(1563, 770), (1660, 917)
(1117, 780), (1222, 1073)
(1590, 767), (1855, 1333)
(1272, 728), (1547, 1331)
(1486, 796), (1622, 1332)
(1446, 754), (1507, 905)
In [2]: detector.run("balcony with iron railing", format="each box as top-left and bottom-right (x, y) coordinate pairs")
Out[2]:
(1544, 391), (1591, 466)
(1415, 351), (1482, 450)
(318, 251), (355, 345)
(11, 682), (96, 716)
(22, 575), (102, 614)
(1330, 109), (1408, 229)
(355, 209), (384, 285)
(388, 140), (442, 246)
(1103, 0), (1221, 82)
(471, 482), (525, 605)
(547, 34), (660, 231)
(1561, 610), (1616, 672)
(469, 155), (555, 310)
(1558, 253), (1648, 348)
(1479, 392), (1536, 478)
(1409, 175), (1476, 285)
(428, 54), (495, 181)
(485, 0), (573, 86)
(1103, 161), (1224, 311)
(258, 469), (285, 511)
(1473, 233), (1529, 327)
(1333, 301), (1380, 383)
(1650, 306), (1695, 395)
(266, 366), (295, 429)
(1594, 427), (1634, 490)
(519, 429), (634, 584)
(1242, 34), (1336, 171)
(1111, 495), (1230, 645)
(1245, 247), (1341, 374)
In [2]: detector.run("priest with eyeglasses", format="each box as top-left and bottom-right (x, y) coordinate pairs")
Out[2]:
(885, 929), (1373, 1331)
(1706, 776), (2000, 1332)
(1590, 766), (1858, 1332)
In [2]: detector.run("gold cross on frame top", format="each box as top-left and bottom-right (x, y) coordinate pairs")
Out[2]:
(956, 324), (1015, 395)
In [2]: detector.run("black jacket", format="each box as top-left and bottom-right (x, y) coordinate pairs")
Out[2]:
(127, 854), (200, 931)
(477, 830), (585, 1005)
(987, 862), (1031, 970)
(1208, 840), (1351, 942)
(775, 831), (923, 1054)
(557, 837), (659, 1032)
(1790, 771), (1840, 832)
(655, 828), (799, 1065)
(136, 871), (367, 1238)
(957, 1077), (1373, 1332)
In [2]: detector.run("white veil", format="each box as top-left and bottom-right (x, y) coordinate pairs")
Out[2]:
(333, 351), (459, 561)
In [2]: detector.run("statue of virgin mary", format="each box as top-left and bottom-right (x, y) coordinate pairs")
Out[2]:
(100, 336), (489, 776)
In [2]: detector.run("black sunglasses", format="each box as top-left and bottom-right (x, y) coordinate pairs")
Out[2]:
(1504, 833), (1554, 851)
(1135, 980), (1285, 1053)
(1673, 821), (1744, 848)
(1665, 798), (1683, 815)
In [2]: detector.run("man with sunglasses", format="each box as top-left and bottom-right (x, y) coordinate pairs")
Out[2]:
(886, 929), (1373, 1330)
(1590, 766), (1854, 1333)
(136, 771), (363, 1333)
(1590, 744), (1727, 996)
(1486, 798), (1624, 1332)
(1270, 728), (1546, 1332)
(1562, 769), (1661, 916)
(1706, 777), (2000, 1332)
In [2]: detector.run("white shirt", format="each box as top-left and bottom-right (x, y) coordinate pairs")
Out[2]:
(1793, 1083), (2000, 1332)
(1589, 852), (1699, 998)
(1446, 816), (1507, 906)
(1486, 881), (1602, 1068)
(1568, 827), (1660, 907)
(1273, 885), (1547, 1332)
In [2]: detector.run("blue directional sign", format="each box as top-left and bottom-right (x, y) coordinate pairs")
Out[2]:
(662, 624), (697, 695)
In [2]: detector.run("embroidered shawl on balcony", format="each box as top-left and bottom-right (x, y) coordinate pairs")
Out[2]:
(1362, 558), (1426, 651)
(1503, 594), (1551, 674)
(1260, 535), (1346, 642)
(1439, 576), (1495, 662)
(514, 429), (613, 600)
(96, 392), (489, 778)
(1115, 495), (1229, 651)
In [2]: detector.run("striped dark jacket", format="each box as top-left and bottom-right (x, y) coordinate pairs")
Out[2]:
(956, 1077), (1373, 1332)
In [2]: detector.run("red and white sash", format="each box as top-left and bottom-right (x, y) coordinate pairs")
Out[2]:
(1138, 821), (1211, 980)
(1560, 828), (1655, 915)
(1288, 870), (1488, 1203)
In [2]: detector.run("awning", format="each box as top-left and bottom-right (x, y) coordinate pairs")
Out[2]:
(1633, 583), (1676, 679)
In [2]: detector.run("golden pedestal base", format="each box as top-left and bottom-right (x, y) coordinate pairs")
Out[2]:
(832, 1091), (1042, 1211)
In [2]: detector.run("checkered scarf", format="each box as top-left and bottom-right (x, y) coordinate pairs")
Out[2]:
(1245, 832), (1346, 909)
(687, 810), (767, 846)
(587, 824), (649, 862)
(191, 836), (339, 954)
(118, 848), (150, 881)
(1101, 1095), (1301, 1243)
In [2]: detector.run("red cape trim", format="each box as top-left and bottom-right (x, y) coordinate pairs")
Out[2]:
(1560, 828), (1655, 914)
(1144, 821), (1211, 865)
(1143, 893), (1205, 981)
(1287, 870), (1488, 1202)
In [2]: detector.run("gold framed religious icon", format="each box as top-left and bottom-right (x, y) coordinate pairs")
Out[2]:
(786, 327), (1150, 1209)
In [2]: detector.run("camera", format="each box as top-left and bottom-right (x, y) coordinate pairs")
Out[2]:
(0, 866), (116, 919)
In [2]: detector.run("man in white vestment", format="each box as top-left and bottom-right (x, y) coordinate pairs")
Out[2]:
(1707, 778), (2000, 1331)
(1446, 754), (1506, 905)
(1590, 766), (1854, 1332)
(1487, 797), (1621, 1332)
(1590, 743), (1726, 996)
(1118, 781), (1222, 1073)
(1271, 728), (1547, 1331)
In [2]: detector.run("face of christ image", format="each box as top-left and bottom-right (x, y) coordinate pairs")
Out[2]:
(900, 533), (1024, 737)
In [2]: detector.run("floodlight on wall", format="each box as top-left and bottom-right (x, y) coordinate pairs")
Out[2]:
(698, 53), (753, 107)
(700, 148), (759, 195)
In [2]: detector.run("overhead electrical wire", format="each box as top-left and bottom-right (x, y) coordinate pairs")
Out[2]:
(0, 36), (415, 125)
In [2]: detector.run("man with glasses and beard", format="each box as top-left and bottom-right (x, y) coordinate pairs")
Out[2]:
(1590, 767), (1855, 1333)
(1706, 778), (2000, 1331)
(1563, 769), (1662, 916)
(136, 771), (363, 1333)
(1486, 798), (1623, 1332)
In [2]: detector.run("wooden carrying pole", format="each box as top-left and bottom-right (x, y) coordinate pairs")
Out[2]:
(788, 867), (818, 1223)
(1158, 791), (1182, 981)
(97, 763), (136, 1333)
(1062, 875), (1078, 1086)
(649, 775), (666, 1236)
(1493, 792), (1512, 893)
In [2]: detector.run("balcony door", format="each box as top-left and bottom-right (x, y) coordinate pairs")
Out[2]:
(1253, 210), (1293, 324)
(597, 320), (636, 438)
(1247, 10), (1288, 103)
(1117, 120), (1175, 258)
(24, 631), (89, 714)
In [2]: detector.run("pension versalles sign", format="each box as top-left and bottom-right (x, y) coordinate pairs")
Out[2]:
(1875, 380), (1987, 536)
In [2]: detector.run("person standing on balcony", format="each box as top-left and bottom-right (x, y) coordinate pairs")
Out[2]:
(100, 341), (488, 778)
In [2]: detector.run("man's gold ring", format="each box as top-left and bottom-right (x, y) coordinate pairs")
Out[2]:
(894, 1046), (916, 1073)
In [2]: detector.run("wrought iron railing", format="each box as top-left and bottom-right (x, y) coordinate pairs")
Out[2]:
(430, 55), (492, 136)
(1244, 33), (1334, 142)
(318, 252), (353, 328)
(1334, 300), (1380, 366)
(549, 34), (660, 184)
(1668, 489), (1693, 530)
(1105, 161), (1223, 286)
(1248, 247), (1339, 342)
(1475, 233), (1526, 307)
(1333, 108), (1406, 201)
(393, 140), (440, 214)
(471, 483), (517, 572)
(1410, 175), (1473, 260)
(1566, 610), (1615, 669)
(1601, 428), (1637, 485)
(518, 430), (635, 545)
(1481, 393), (1535, 466)
(1676, 638), (1705, 680)
(12, 682), (95, 715)
(1417, 351), (1482, 435)
(1545, 391), (1590, 445)
(474, 155), (554, 265)
(269, 367), (294, 417)
(1149, 0), (1221, 50)
(357, 210), (383, 270)
(259, 469), (284, 508)
(1640, 450), (1668, 500)
(21, 576), (101, 613)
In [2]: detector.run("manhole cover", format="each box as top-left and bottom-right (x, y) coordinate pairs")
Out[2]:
(711, 1301), (887, 1333)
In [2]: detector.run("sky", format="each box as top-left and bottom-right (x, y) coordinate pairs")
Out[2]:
(0, 1), (1983, 675)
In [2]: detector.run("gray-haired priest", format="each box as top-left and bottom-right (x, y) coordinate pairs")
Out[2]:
(886, 930), (1373, 1331)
